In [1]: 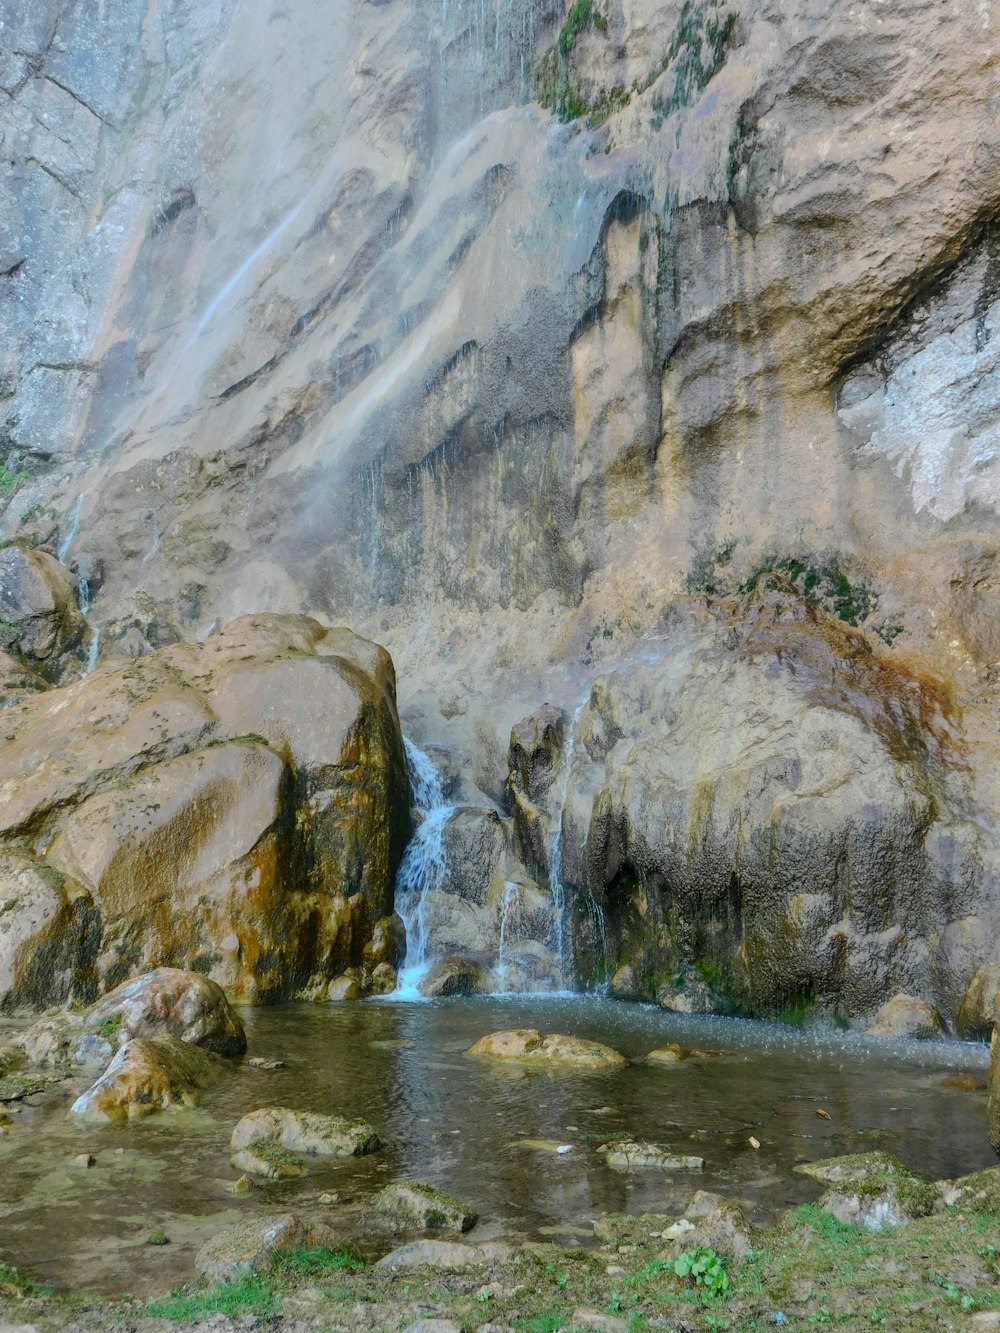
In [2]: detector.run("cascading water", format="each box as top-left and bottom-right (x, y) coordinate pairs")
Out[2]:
(495, 879), (521, 991)
(548, 700), (586, 986)
(57, 493), (85, 564)
(392, 738), (456, 997)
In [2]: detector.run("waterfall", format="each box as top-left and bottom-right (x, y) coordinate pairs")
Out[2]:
(76, 576), (100, 674)
(495, 880), (521, 991)
(392, 738), (455, 997)
(548, 701), (585, 985)
(57, 493), (85, 564)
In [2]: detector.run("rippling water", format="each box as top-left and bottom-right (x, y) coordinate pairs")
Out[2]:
(0, 996), (992, 1296)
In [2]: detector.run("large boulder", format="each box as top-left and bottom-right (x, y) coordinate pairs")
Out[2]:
(958, 963), (1000, 1040)
(0, 546), (86, 665)
(866, 994), (944, 1040)
(70, 1035), (221, 1121)
(88, 967), (246, 1055)
(0, 613), (409, 1007)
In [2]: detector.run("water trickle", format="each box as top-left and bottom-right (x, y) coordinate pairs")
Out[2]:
(495, 879), (521, 990)
(57, 493), (85, 564)
(392, 738), (455, 997)
(76, 576), (100, 674)
(548, 701), (585, 985)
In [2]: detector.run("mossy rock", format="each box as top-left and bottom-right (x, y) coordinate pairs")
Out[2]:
(231, 1136), (308, 1180)
(937, 1165), (1000, 1214)
(230, 1106), (382, 1168)
(797, 1152), (938, 1228)
(372, 1180), (478, 1234)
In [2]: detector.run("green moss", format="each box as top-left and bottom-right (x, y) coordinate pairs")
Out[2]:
(92, 1012), (123, 1042)
(558, 0), (604, 55)
(246, 1136), (307, 1174)
(649, 0), (736, 128)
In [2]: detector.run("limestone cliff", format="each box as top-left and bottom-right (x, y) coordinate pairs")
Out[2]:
(3, 0), (1000, 1019)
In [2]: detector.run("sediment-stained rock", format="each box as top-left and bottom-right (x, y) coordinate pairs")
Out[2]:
(468, 1029), (627, 1070)
(0, 614), (409, 1007)
(88, 968), (247, 1056)
(71, 1036), (222, 1121)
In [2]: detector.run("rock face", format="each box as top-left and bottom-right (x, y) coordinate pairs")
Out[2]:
(509, 587), (991, 1023)
(0, 614), (409, 1007)
(5, 0), (1000, 1023)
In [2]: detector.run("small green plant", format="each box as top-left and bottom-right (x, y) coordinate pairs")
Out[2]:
(93, 1012), (123, 1041)
(273, 1245), (366, 1277)
(146, 1274), (278, 1321)
(0, 464), (28, 495)
(512, 1315), (567, 1332)
(673, 1246), (729, 1299)
(558, 0), (605, 54)
(0, 1260), (53, 1296)
(146, 1230), (169, 1246)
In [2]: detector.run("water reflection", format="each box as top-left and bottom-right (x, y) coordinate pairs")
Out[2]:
(0, 996), (992, 1296)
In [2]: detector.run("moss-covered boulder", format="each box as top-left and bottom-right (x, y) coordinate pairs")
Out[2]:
(372, 1180), (478, 1234)
(230, 1105), (382, 1176)
(937, 1165), (1000, 1213)
(88, 967), (246, 1055)
(70, 1035), (221, 1121)
(796, 1152), (938, 1229)
(467, 1029), (627, 1070)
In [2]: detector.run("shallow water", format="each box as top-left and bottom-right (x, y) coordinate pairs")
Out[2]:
(0, 996), (993, 1297)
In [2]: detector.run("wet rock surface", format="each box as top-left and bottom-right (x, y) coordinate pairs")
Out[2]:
(70, 1035), (222, 1121)
(0, 614), (409, 1007)
(88, 968), (247, 1056)
(372, 1180), (479, 1234)
(467, 1029), (627, 1070)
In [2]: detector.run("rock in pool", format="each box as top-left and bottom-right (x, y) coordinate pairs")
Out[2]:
(865, 993), (943, 1040)
(372, 1180), (478, 1233)
(88, 967), (247, 1055)
(71, 1036), (222, 1121)
(467, 1029), (627, 1070)
(230, 1105), (382, 1177)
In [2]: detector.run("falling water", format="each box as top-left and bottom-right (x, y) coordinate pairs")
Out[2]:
(392, 739), (456, 997)
(548, 701), (586, 985)
(57, 493), (85, 564)
(76, 577), (100, 674)
(495, 880), (521, 991)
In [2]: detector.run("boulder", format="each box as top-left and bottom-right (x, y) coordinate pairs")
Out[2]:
(230, 1106), (382, 1174)
(467, 1029), (627, 1071)
(328, 974), (363, 1001)
(420, 955), (488, 998)
(0, 614), (409, 1007)
(796, 1152), (938, 1229)
(87, 968), (246, 1055)
(71, 1036), (221, 1121)
(936, 1166), (1000, 1214)
(0, 546), (86, 664)
(657, 973), (727, 1016)
(372, 1180), (478, 1233)
(646, 1044), (688, 1066)
(195, 1213), (338, 1282)
(958, 963), (1000, 1039)
(3, 1013), (111, 1071)
(668, 1191), (753, 1260)
(602, 1142), (703, 1172)
(866, 993), (944, 1040)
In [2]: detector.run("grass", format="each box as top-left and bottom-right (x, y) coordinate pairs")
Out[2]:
(272, 1244), (366, 1277)
(146, 1273), (277, 1321)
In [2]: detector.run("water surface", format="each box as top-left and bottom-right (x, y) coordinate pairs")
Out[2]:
(0, 996), (992, 1296)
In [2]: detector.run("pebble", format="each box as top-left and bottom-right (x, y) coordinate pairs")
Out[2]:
(70, 1153), (96, 1169)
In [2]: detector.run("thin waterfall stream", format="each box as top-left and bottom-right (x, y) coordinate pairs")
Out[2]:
(548, 700), (585, 985)
(392, 738), (456, 996)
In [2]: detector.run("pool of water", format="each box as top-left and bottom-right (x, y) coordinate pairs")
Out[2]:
(0, 996), (993, 1296)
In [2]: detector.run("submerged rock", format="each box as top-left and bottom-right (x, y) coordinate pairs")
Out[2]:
(71, 1036), (221, 1121)
(372, 1180), (478, 1234)
(230, 1105), (382, 1171)
(865, 993), (944, 1040)
(468, 1029), (627, 1071)
(328, 974), (363, 1001)
(88, 967), (246, 1055)
(796, 1152), (938, 1229)
(195, 1213), (338, 1282)
(645, 1044), (688, 1066)
(602, 1142), (704, 1172)
(958, 963), (1000, 1039)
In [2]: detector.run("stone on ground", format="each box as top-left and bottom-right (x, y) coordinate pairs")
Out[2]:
(195, 1212), (338, 1282)
(796, 1152), (938, 1229)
